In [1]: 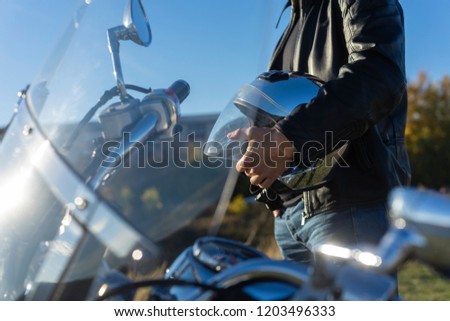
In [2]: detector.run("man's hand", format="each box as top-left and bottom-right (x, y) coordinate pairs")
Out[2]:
(227, 126), (296, 190)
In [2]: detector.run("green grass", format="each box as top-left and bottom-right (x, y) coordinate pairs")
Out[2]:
(398, 261), (450, 300)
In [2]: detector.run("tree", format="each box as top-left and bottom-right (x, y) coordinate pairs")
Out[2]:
(405, 73), (450, 188)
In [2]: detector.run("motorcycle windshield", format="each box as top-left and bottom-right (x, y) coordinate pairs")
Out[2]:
(0, 0), (281, 299)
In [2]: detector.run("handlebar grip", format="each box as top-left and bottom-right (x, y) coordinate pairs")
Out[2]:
(169, 80), (190, 103)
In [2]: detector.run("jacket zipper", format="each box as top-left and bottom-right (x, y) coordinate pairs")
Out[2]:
(303, 187), (311, 223)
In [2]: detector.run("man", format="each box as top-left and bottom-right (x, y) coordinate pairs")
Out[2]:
(228, 0), (411, 263)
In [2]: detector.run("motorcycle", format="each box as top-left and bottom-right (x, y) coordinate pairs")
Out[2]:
(0, 0), (449, 301)
(0, 0), (278, 300)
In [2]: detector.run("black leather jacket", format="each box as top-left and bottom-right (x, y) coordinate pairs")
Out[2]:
(270, 0), (411, 216)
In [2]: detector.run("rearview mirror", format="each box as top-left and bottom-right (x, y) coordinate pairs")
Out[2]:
(123, 0), (152, 47)
(388, 187), (450, 271)
(107, 0), (152, 100)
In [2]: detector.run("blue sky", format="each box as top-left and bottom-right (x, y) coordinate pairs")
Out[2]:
(0, 0), (449, 126)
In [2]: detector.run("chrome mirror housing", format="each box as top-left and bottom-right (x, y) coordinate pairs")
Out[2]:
(123, 0), (152, 46)
(388, 187), (450, 271)
(107, 0), (152, 101)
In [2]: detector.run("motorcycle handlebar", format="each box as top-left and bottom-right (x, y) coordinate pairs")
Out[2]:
(168, 80), (190, 104)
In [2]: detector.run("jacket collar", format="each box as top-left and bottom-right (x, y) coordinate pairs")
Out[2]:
(277, 0), (314, 27)
(292, 0), (315, 12)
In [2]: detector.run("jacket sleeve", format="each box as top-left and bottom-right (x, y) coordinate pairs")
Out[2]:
(275, 0), (407, 156)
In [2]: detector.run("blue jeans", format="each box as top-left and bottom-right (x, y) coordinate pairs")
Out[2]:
(274, 201), (389, 264)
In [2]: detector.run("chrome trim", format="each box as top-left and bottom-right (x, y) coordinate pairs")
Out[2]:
(16, 96), (157, 258)
(388, 187), (450, 270)
(107, 26), (128, 100)
(207, 258), (309, 289)
(389, 187), (450, 228)
(123, 0), (152, 47)
(333, 265), (397, 301)
(90, 112), (158, 190)
(375, 228), (426, 274)
(90, 202), (158, 258)
(107, 0), (152, 101)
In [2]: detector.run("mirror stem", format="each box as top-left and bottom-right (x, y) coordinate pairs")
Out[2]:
(375, 228), (426, 274)
(107, 26), (129, 101)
